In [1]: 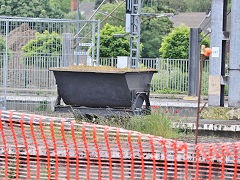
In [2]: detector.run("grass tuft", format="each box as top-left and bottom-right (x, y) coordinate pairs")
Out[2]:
(74, 108), (185, 139)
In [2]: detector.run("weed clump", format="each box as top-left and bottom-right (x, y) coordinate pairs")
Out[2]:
(74, 108), (184, 139)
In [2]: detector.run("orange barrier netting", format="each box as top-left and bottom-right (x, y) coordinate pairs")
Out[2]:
(0, 110), (240, 179)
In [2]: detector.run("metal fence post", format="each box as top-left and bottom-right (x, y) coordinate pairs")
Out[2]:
(188, 28), (201, 96)
(166, 58), (169, 89)
(209, 0), (228, 106)
(3, 21), (9, 109)
(96, 20), (101, 66)
(62, 33), (73, 67)
(228, 0), (240, 107)
(91, 21), (96, 66)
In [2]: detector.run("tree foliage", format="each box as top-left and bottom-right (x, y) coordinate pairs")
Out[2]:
(156, 0), (211, 12)
(22, 31), (62, 66)
(141, 16), (173, 57)
(183, 0), (211, 12)
(97, 24), (130, 57)
(142, 0), (178, 13)
(95, 0), (115, 9)
(50, 0), (71, 14)
(94, 3), (125, 28)
(64, 9), (87, 20)
(0, 0), (64, 18)
(159, 25), (210, 59)
(140, 6), (174, 57)
(22, 30), (62, 56)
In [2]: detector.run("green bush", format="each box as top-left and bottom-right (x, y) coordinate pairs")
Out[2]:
(95, 24), (130, 57)
(22, 30), (62, 67)
(0, 0), (64, 18)
(159, 25), (210, 59)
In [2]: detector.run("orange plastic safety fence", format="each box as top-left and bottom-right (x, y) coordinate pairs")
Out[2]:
(0, 110), (240, 179)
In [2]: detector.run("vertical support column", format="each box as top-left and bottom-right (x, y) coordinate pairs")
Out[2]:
(136, 0), (141, 69)
(3, 21), (9, 110)
(127, 0), (141, 69)
(129, 0), (135, 68)
(188, 28), (201, 97)
(91, 21), (96, 66)
(228, 0), (240, 106)
(96, 20), (100, 66)
(76, 0), (81, 65)
(62, 33), (74, 67)
(125, 0), (131, 33)
(208, 0), (225, 106)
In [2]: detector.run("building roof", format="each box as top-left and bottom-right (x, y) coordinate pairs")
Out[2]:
(171, 12), (206, 28)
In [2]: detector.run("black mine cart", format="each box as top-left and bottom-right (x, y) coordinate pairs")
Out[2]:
(50, 66), (157, 117)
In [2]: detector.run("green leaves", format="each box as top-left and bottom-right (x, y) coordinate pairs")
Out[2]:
(94, 3), (126, 28)
(50, 0), (71, 14)
(141, 16), (173, 57)
(22, 31), (62, 66)
(154, 0), (211, 12)
(23, 31), (62, 56)
(0, 0), (64, 18)
(159, 25), (210, 59)
(160, 25), (190, 59)
(97, 24), (130, 57)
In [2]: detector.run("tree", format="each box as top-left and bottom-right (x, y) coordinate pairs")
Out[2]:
(153, 0), (211, 12)
(155, 0), (188, 12)
(0, 0), (64, 18)
(97, 24), (130, 57)
(94, 3), (125, 28)
(141, 16), (173, 57)
(64, 10), (86, 20)
(159, 25), (210, 59)
(183, 0), (211, 12)
(50, 0), (71, 14)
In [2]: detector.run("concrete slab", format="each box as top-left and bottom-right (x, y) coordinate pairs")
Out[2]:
(174, 118), (240, 132)
(150, 97), (206, 108)
(6, 95), (56, 102)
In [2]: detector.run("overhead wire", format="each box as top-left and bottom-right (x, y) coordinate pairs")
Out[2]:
(74, 0), (108, 40)
(73, 0), (126, 49)
(73, 0), (157, 50)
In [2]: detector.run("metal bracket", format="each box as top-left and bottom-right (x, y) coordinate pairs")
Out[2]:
(223, 31), (230, 40)
(130, 92), (150, 111)
(221, 75), (229, 85)
(228, 68), (240, 70)
(131, 90), (137, 109)
(145, 83), (151, 93)
(113, 34), (135, 38)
